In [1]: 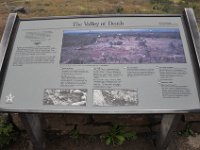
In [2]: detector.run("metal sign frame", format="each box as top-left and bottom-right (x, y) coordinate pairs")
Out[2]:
(0, 8), (200, 114)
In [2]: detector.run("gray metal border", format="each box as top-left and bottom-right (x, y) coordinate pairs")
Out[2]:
(183, 8), (200, 113)
(0, 13), (18, 70)
(0, 13), (19, 100)
(0, 107), (199, 114)
(0, 10), (200, 114)
(184, 8), (200, 67)
(20, 14), (181, 21)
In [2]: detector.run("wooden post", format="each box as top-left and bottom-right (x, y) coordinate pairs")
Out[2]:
(157, 114), (182, 150)
(19, 113), (45, 150)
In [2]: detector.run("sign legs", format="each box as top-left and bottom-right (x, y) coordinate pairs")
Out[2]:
(19, 113), (45, 150)
(157, 114), (182, 150)
(18, 113), (181, 150)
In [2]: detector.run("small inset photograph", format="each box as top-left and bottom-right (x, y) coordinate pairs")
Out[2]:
(93, 89), (138, 106)
(43, 89), (87, 106)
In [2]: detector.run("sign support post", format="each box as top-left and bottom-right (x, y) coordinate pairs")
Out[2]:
(19, 114), (45, 150)
(157, 114), (182, 150)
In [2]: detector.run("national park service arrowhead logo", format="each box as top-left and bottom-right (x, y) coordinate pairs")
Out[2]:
(5, 93), (14, 104)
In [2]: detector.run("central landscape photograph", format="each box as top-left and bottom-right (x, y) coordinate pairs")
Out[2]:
(60, 28), (186, 64)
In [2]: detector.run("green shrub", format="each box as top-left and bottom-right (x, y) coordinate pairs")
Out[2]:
(116, 5), (124, 14)
(68, 125), (80, 139)
(178, 124), (195, 137)
(101, 124), (137, 146)
(0, 117), (17, 149)
(162, 5), (170, 13)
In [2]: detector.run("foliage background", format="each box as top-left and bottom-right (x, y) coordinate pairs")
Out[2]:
(0, 0), (200, 39)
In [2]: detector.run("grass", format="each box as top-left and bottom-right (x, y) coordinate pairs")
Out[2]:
(0, 0), (200, 39)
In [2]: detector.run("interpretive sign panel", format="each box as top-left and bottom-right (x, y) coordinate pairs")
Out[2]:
(0, 11), (200, 113)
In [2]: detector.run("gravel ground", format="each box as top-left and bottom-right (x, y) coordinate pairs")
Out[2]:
(7, 132), (200, 150)
(173, 134), (200, 150)
(8, 133), (156, 150)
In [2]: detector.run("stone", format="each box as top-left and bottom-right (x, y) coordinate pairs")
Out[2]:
(44, 121), (74, 132)
(10, 113), (163, 135)
(92, 114), (150, 125)
(78, 124), (151, 135)
(125, 126), (151, 133)
(12, 114), (83, 132)
(40, 114), (90, 131)
(41, 114), (90, 125)
(175, 121), (187, 132)
(187, 134), (200, 149)
(151, 124), (160, 132)
(77, 125), (110, 135)
(191, 122), (200, 132)
(12, 6), (27, 14)
(184, 114), (200, 122)
(152, 118), (185, 133)
(11, 113), (25, 130)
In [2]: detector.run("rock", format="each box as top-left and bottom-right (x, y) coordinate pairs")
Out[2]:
(11, 113), (25, 130)
(191, 122), (200, 132)
(11, 114), (91, 131)
(125, 126), (151, 133)
(77, 125), (110, 135)
(92, 114), (151, 126)
(187, 134), (200, 149)
(151, 124), (160, 132)
(184, 114), (200, 122)
(12, 6), (27, 14)
(78, 124), (150, 135)
(41, 114), (90, 130)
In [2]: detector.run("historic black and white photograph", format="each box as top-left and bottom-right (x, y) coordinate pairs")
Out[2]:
(60, 28), (186, 64)
(93, 89), (138, 106)
(43, 89), (87, 106)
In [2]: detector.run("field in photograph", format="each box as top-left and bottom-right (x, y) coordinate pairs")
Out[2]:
(43, 89), (87, 106)
(93, 89), (138, 106)
(60, 29), (186, 64)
